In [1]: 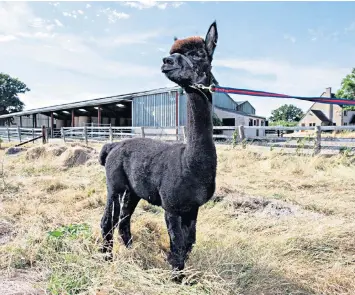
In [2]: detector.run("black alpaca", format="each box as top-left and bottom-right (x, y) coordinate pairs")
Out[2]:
(99, 22), (218, 272)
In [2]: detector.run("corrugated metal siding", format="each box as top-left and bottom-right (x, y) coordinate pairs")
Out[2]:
(132, 89), (241, 127)
(212, 92), (236, 110)
(178, 93), (187, 126)
(132, 91), (177, 127)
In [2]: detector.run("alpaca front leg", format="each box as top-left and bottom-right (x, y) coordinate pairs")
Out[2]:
(118, 191), (140, 248)
(164, 211), (186, 271)
(181, 207), (199, 258)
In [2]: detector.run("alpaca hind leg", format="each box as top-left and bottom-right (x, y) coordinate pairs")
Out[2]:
(100, 187), (119, 259)
(118, 190), (140, 248)
(181, 207), (199, 259)
(164, 211), (185, 271)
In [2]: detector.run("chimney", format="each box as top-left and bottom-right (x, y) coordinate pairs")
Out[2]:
(325, 87), (332, 97)
(325, 87), (333, 123)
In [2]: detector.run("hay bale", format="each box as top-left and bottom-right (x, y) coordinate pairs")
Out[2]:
(59, 146), (94, 168)
(25, 146), (46, 160)
(47, 146), (67, 157)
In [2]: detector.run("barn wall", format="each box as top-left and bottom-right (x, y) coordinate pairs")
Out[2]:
(132, 91), (178, 127)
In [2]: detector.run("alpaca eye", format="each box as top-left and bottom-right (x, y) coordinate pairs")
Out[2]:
(198, 50), (206, 58)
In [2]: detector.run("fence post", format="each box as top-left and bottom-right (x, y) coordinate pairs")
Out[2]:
(141, 127), (145, 138)
(238, 125), (246, 149)
(109, 126), (113, 143)
(314, 126), (321, 155)
(238, 125), (245, 140)
(17, 126), (22, 143)
(83, 126), (88, 145)
(61, 127), (66, 143)
(7, 127), (10, 142)
(42, 125), (47, 144)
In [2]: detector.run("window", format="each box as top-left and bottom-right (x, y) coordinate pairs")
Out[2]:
(344, 111), (348, 116)
(222, 118), (235, 126)
(344, 122), (348, 126)
(333, 123), (336, 126)
(249, 119), (253, 126)
(309, 123), (316, 127)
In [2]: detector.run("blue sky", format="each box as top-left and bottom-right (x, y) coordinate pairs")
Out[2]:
(1, 1), (355, 118)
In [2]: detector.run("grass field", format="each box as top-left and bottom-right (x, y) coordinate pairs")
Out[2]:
(0, 141), (354, 295)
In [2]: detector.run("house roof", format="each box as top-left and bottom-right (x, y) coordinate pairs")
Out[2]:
(234, 101), (248, 106)
(214, 106), (265, 119)
(299, 88), (337, 122)
(310, 110), (332, 123)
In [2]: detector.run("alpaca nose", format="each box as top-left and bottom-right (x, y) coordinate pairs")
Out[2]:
(163, 56), (174, 65)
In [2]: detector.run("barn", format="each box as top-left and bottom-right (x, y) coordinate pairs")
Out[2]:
(0, 78), (266, 138)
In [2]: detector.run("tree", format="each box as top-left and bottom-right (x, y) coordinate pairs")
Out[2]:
(335, 68), (355, 111)
(269, 104), (304, 123)
(0, 73), (29, 115)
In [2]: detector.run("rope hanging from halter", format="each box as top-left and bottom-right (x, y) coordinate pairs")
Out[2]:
(193, 84), (355, 106)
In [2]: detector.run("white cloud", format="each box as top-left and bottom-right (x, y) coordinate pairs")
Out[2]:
(214, 58), (350, 117)
(0, 35), (17, 42)
(344, 22), (355, 33)
(100, 8), (130, 23)
(172, 2), (184, 8)
(122, 1), (183, 10)
(0, 2), (169, 111)
(91, 30), (163, 47)
(77, 10), (84, 15)
(54, 19), (64, 27)
(283, 34), (296, 43)
(86, 4), (91, 9)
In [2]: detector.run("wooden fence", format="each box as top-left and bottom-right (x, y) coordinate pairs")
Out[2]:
(0, 127), (44, 143)
(1, 125), (355, 154)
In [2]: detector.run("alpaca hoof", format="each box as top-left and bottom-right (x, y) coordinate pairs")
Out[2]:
(99, 244), (113, 261)
(171, 269), (185, 284)
(99, 249), (113, 261)
(121, 236), (133, 249)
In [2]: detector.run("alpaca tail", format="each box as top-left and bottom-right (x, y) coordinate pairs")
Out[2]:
(99, 142), (119, 166)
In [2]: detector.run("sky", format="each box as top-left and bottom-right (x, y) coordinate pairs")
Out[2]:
(1, 1), (355, 118)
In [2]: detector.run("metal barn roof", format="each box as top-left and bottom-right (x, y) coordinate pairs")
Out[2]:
(0, 86), (180, 119)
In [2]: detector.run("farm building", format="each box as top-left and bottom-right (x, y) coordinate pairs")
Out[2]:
(299, 87), (355, 127)
(0, 78), (266, 138)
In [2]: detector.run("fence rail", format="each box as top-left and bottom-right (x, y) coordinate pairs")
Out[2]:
(0, 127), (43, 143)
(1, 125), (355, 154)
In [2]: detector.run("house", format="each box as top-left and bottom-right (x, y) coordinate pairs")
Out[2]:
(298, 87), (355, 127)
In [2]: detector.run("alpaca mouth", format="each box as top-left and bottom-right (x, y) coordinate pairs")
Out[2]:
(161, 65), (179, 74)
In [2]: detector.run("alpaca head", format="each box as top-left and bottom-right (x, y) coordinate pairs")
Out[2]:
(161, 21), (218, 88)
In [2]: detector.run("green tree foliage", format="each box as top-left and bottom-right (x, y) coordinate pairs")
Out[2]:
(335, 68), (355, 111)
(269, 104), (304, 123)
(268, 120), (298, 127)
(0, 73), (29, 115)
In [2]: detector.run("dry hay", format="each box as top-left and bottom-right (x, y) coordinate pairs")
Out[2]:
(0, 220), (14, 245)
(24, 144), (97, 168)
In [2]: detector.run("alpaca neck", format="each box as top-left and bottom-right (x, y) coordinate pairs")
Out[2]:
(184, 86), (216, 167)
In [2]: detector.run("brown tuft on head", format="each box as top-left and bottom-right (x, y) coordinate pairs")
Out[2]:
(170, 36), (205, 54)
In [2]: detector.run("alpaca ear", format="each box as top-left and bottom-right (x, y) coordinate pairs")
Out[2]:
(205, 21), (218, 59)
(174, 36), (178, 41)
